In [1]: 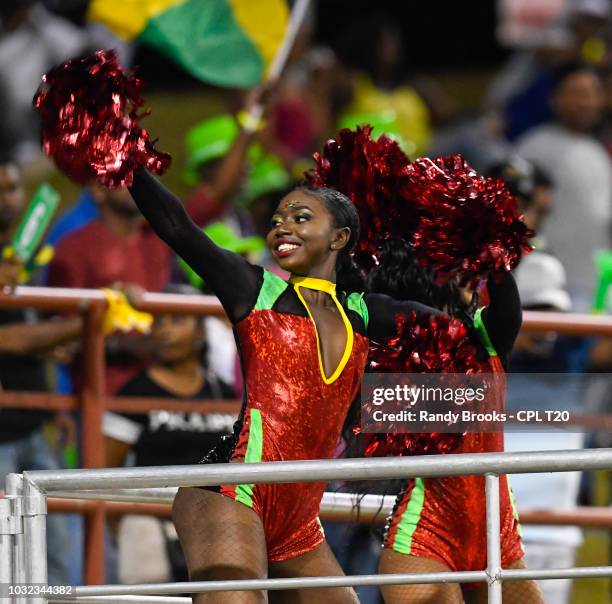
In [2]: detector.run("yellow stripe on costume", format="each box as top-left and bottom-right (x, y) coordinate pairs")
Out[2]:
(87, 0), (184, 40)
(228, 0), (289, 73)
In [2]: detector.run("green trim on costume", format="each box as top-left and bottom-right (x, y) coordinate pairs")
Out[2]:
(393, 478), (426, 554)
(235, 408), (264, 508)
(346, 292), (369, 329)
(473, 306), (497, 357)
(254, 269), (288, 311)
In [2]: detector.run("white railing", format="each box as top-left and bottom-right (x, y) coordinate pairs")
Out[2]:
(2, 448), (612, 603)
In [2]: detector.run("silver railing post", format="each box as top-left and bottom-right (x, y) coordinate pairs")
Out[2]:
(22, 478), (47, 604)
(0, 496), (12, 599)
(485, 473), (502, 604)
(6, 474), (25, 604)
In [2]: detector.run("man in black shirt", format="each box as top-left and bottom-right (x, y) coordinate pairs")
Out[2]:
(102, 284), (236, 583)
(0, 158), (81, 585)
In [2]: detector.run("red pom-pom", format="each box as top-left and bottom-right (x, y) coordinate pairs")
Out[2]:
(359, 312), (490, 457)
(306, 126), (415, 270)
(307, 134), (530, 281)
(369, 312), (486, 374)
(33, 50), (170, 188)
(405, 155), (533, 285)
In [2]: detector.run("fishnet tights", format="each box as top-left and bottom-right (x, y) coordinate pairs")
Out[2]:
(464, 559), (545, 604)
(379, 550), (464, 604)
(379, 551), (545, 604)
(172, 489), (358, 604)
(172, 487), (268, 604)
(269, 540), (359, 604)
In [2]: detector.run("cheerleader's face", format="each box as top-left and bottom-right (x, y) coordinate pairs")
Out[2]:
(267, 190), (348, 276)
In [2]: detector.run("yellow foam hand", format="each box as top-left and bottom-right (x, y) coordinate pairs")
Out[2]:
(101, 288), (153, 336)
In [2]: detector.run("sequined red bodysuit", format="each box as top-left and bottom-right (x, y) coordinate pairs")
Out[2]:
(216, 273), (370, 560)
(129, 169), (436, 561)
(384, 302), (525, 587)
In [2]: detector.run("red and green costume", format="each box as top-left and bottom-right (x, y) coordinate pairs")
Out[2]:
(218, 272), (370, 560)
(383, 306), (524, 586)
(128, 169), (438, 561)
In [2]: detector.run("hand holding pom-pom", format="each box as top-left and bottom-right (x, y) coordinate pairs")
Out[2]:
(33, 50), (170, 188)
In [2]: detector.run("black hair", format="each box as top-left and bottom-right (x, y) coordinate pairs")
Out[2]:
(366, 237), (478, 329)
(297, 186), (366, 294)
(0, 149), (18, 168)
(550, 61), (601, 93)
(160, 283), (209, 368)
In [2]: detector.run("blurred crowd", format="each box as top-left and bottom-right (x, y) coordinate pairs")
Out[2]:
(0, 1), (611, 602)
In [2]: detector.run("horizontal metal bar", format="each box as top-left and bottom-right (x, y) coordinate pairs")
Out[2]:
(24, 449), (612, 492)
(521, 310), (612, 336)
(45, 491), (395, 523)
(501, 566), (612, 581)
(106, 397), (240, 414)
(1, 287), (226, 317)
(49, 598), (190, 604)
(43, 492), (612, 528)
(0, 392), (240, 415)
(46, 489), (393, 512)
(47, 564), (612, 599)
(0, 391), (78, 412)
(46, 498), (173, 519)
(3, 288), (612, 334)
(53, 571), (489, 598)
(50, 488), (178, 504)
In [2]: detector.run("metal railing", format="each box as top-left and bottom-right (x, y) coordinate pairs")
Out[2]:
(1, 287), (612, 588)
(1, 449), (612, 603)
(44, 492), (612, 527)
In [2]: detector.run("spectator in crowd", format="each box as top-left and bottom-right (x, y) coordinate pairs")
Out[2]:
(486, 156), (553, 249)
(506, 251), (587, 604)
(102, 284), (236, 584)
(516, 62), (611, 310)
(266, 10), (354, 168)
(596, 66), (612, 155)
(271, 44), (352, 166)
(46, 183), (172, 394)
(428, 110), (514, 173)
(0, 157), (83, 585)
(182, 114), (256, 238)
(0, 254), (20, 291)
(336, 14), (436, 159)
(0, 157), (83, 373)
(0, 0), (88, 162)
(486, 0), (611, 141)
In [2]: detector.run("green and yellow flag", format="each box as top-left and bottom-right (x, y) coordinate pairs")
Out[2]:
(87, 0), (289, 87)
